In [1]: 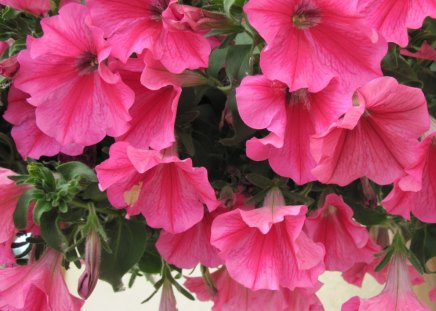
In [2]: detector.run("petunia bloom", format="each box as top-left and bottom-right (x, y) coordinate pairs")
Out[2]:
(210, 188), (325, 290)
(311, 77), (430, 186)
(244, 0), (386, 92)
(3, 86), (84, 159)
(358, 0), (436, 47)
(156, 208), (224, 269)
(382, 133), (436, 223)
(341, 255), (429, 311)
(159, 280), (178, 311)
(401, 41), (436, 61)
(0, 0), (50, 15)
(14, 4), (135, 147)
(236, 75), (350, 184)
(185, 268), (324, 311)
(96, 142), (219, 234)
(305, 193), (380, 271)
(88, 0), (211, 73)
(0, 249), (84, 310)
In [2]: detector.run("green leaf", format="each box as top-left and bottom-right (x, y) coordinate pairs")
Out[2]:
(225, 44), (252, 85)
(57, 161), (97, 183)
(223, 0), (245, 16)
(410, 224), (436, 269)
(14, 188), (39, 229)
(141, 279), (164, 304)
(33, 199), (54, 225)
(351, 205), (387, 226)
(245, 173), (273, 188)
(375, 248), (394, 272)
(138, 250), (162, 274)
(40, 209), (68, 252)
(168, 277), (195, 301)
(207, 47), (229, 79)
(99, 218), (148, 291)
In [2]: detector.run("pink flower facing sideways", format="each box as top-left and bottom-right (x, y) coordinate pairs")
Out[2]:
(358, 0), (436, 47)
(96, 142), (219, 234)
(311, 76), (430, 186)
(382, 133), (436, 223)
(14, 3), (134, 147)
(185, 268), (323, 311)
(3, 85), (84, 159)
(244, 0), (387, 93)
(210, 188), (325, 290)
(305, 193), (380, 272)
(88, 0), (212, 73)
(0, 248), (84, 311)
(114, 52), (206, 150)
(236, 75), (350, 184)
(342, 255), (429, 311)
(0, 0), (50, 16)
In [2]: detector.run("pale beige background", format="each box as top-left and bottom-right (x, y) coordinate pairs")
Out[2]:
(65, 268), (391, 311)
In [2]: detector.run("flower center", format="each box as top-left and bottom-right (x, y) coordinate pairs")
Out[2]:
(149, 0), (170, 20)
(76, 52), (98, 75)
(285, 88), (311, 110)
(292, 2), (321, 29)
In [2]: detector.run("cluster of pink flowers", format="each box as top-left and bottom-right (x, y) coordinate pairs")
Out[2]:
(0, 0), (436, 310)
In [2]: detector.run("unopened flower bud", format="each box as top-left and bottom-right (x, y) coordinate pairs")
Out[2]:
(78, 230), (101, 299)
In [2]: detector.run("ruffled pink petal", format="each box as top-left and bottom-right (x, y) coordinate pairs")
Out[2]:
(382, 133), (436, 222)
(245, 0), (386, 92)
(311, 77), (430, 186)
(0, 0), (50, 15)
(156, 208), (224, 269)
(14, 4), (134, 146)
(0, 249), (84, 310)
(358, 0), (436, 47)
(185, 268), (324, 311)
(305, 194), (380, 271)
(238, 76), (350, 184)
(211, 205), (324, 290)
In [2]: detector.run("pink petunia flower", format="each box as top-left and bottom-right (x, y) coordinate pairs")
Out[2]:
(13, 4), (135, 147)
(156, 208), (224, 269)
(311, 77), (430, 186)
(159, 280), (178, 311)
(210, 188), (325, 290)
(87, 0), (211, 73)
(358, 0), (436, 47)
(305, 194), (381, 272)
(236, 75), (350, 184)
(382, 133), (436, 222)
(0, 249), (84, 310)
(185, 267), (324, 311)
(0, 0), (50, 16)
(244, 0), (386, 93)
(341, 255), (429, 311)
(3, 86), (84, 159)
(96, 142), (219, 234)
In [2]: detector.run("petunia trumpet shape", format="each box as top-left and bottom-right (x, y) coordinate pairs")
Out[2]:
(382, 133), (436, 223)
(156, 208), (224, 269)
(341, 255), (429, 311)
(0, 248), (84, 310)
(236, 75), (350, 184)
(244, 0), (386, 92)
(96, 142), (219, 233)
(0, 0), (50, 15)
(185, 268), (324, 311)
(210, 188), (325, 290)
(3, 86), (84, 159)
(14, 4), (135, 147)
(311, 77), (430, 186)
(159, 280), (178, 311)
(305, 193), (380, 271)
(88, 0), (211, 73)
(358, 0), (436, 47)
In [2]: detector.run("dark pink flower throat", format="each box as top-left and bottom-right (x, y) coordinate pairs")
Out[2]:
(76, 51), (98, 75)
(292, 2), (321, 29)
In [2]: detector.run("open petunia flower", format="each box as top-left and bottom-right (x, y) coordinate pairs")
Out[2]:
(96, 142), (219, 234)
(210, 188), (325, 290)
(244, 0), (387, 93)
(14, 4), (135, 147)
(382, 132), (436, 223)
(236, 75), (350, 184)
(305, 193), (381, 271)
(0, 0), (50, 16)
(88, 0), (212, 73)
(311, 77), (430, 186)
(0, 249), (84, 310)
